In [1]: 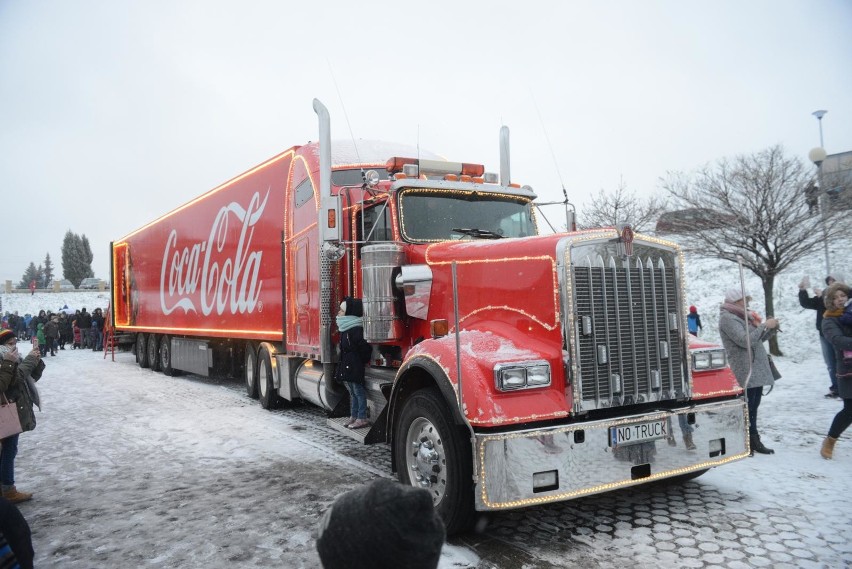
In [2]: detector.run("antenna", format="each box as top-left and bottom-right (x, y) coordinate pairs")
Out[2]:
(530, 91), (576, 232)
(530, 90), (568, 197)
(327, 59), (362, 166)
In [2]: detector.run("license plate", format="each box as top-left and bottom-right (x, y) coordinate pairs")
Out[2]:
(610, 419), (668, 448)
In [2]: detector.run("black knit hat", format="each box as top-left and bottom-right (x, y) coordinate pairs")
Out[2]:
(342, 296), (364, 317)
(316, 479), (445, 569)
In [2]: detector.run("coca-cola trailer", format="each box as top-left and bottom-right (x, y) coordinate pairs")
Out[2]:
(110, 100), (749, 533)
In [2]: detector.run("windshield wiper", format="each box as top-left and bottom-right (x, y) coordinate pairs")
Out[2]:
(451, 227), (503, 239)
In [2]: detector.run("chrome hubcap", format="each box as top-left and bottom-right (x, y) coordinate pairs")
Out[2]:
(406, 417), (446, 502)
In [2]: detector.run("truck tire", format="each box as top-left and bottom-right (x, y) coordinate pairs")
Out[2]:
(137, 333), (149, 368)
(159, 335), (179, 376)
(147, 334), (161, 372)
(244, 342), (259, 399)
(257, 345), (280, 410)
(394, 388), (475, 535)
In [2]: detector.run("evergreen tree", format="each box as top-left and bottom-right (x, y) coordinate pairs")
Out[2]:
(61, 230), (95, 287)
(36, 265), (45, 288)
(81, 235), (94, 274)
(43, 253), (54, 288)
(18, 263), (38, 289)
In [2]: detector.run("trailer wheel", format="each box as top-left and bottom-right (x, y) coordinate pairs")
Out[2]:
(147, 334), (161, 372)
(137, 333), (149, 368)
(159, 336), (179, 376)
(394, 388), (475, 535)
(244, 342), (259, 399)
(258, 345), (280, 410)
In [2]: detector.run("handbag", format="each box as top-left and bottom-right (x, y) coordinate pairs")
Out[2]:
(767, 355), (782, 381)
(0, 394), (23, 439)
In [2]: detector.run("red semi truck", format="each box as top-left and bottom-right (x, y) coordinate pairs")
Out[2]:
(110, 100), (748, 533)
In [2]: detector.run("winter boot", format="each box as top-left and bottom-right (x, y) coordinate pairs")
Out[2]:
(1, 486), (33, 504)
(750, 434), (774, 455)
(820, 436), (837, 460)
(683, 433), (697, 450)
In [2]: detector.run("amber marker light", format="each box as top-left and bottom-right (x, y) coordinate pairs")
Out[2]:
(327, 208), (337, 229)
(430, 319), (449, 338)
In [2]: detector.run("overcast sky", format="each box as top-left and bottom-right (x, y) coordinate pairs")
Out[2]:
(1, 0), (851, 282)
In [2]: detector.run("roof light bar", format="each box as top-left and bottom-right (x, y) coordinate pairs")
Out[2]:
(386, 157), (485, 177)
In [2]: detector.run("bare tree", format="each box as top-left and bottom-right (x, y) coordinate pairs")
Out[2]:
(662, 145), (843, 355)
(579, 178), (668, 233)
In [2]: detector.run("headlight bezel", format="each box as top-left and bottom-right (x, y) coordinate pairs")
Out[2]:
(494, 360), (552, 392)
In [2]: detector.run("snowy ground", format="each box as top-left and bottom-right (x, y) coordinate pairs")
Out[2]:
(0, 240), (850, 568)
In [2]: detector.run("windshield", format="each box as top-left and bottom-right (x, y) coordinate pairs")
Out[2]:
(399, 189), (536, 242)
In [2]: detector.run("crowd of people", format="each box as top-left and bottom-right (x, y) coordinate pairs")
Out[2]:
(0, 307), (107, 354)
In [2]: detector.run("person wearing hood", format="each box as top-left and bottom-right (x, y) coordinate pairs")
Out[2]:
(718, 287), (780, 456)
(334, 298), (373, 430)
(0, 329), (45, 503)
(35, 323), (46, 357)
(819, 283), (852, 459)
(687, 305), (702, 337)
(799, 274), (844, 398)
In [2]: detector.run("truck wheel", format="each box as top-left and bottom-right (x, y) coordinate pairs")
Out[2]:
(244, 342), (259, 399)
(147, 334), (161, 372)
(394, 388), (475, 535)
(137, 333), (149, 368)
(159, 336), (179, 376)
(258, 345), (280, 410)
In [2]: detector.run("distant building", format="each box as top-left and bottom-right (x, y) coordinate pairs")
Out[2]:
(655, 208), (725, 234)
(819, 150), (852, 210)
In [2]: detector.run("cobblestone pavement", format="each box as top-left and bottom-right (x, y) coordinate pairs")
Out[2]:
(261, 395), (851, 569)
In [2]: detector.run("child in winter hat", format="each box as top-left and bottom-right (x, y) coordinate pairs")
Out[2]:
(315, 478), (445, 569)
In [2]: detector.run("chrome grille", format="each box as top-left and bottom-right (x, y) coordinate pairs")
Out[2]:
(570, 245), (687, 411)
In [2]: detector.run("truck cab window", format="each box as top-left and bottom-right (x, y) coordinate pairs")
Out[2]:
(399, 189), (535, 242)
(359, 201), (392, 243)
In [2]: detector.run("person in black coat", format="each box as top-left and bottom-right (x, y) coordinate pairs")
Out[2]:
(0, 497), (34, 569)
(334, 298), (372, 430)
(820, 283), (852, 459)
(799, 275), (841, 398)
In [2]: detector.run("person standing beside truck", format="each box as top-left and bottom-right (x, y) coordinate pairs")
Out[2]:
(718, 288), (780, 456)
(335, 298), (372, 430)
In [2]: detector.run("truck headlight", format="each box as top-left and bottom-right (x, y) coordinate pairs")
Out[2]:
(494, 361), (551, 391)
(692, 349), (727, 371)
(693, 352), (711, 370)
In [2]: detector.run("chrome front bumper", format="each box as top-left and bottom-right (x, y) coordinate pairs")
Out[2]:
(474, 399), (748, 511)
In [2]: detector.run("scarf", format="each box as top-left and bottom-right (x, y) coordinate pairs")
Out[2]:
(823, 307), (843, 318)
(336, 315), (363, 332)
(720, 302), (762, 326)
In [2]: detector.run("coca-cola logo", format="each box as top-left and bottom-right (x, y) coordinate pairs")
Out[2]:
(160, 190), (269, 316)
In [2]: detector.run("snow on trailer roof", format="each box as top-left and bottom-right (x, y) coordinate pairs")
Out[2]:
(305, 139), (447, 167)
